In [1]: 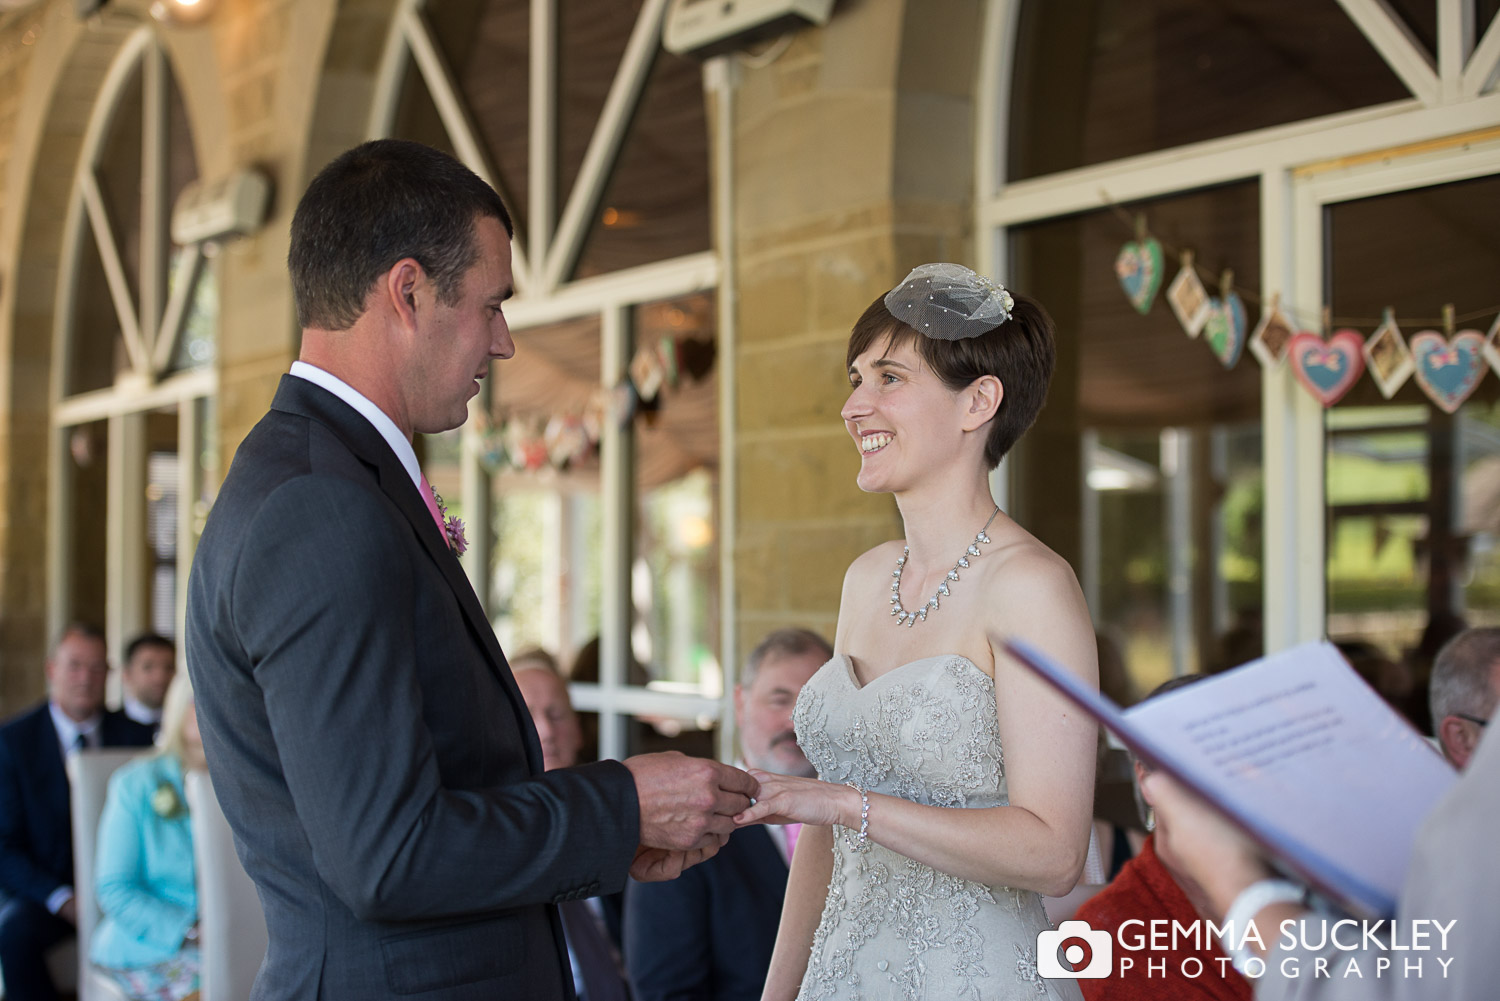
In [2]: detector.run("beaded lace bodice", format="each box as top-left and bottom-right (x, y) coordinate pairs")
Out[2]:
(791, 654), (1080, 1001)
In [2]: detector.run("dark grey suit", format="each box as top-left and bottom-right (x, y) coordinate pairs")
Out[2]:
(186, 376), (639, 1000)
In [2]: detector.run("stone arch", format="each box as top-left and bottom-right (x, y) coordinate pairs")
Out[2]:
(0, 7), (229, 705)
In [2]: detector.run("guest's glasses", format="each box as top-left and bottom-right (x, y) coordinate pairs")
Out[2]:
(1453, 712), (1489, 728)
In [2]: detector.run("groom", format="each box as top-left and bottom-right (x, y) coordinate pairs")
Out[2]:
(185, 139), (757, 1000)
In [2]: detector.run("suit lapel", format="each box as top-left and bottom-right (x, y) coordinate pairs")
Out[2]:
(270, 376), (545, 774)
(35, 709), (71, 834)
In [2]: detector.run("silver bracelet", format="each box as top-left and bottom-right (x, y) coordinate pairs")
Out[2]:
(843, 783), (871, 853)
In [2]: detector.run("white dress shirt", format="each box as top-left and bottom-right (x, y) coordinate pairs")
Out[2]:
(289, 361), (422, 492)
(48, 702), (101, 758)
(122, 694), (162, 727)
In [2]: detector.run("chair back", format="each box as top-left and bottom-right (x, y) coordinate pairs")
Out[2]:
(66, 748), (143, 1001)
(185, 768), (268, 1001)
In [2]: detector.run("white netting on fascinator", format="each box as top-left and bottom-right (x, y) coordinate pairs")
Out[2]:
(883, 263), (1016, 340)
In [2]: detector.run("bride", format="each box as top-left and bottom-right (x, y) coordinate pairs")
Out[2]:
(737, 265), (1098, 1000)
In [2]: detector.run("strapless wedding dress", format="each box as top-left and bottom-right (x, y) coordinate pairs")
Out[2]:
(791, 654), (1082, 1000)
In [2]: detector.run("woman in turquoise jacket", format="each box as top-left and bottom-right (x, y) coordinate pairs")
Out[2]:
(91, 672), (202, 1001)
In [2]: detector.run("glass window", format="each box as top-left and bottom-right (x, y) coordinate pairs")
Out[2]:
(145, 411), (179, 638)
(167, 252), (217, 374)
(65, 52), (200, 393)
(1007, 0), (1409, 182)
(485, 315), (605, 660)
(1324, 174), (1500, 732)
(65, 420), (110, 626)
(629, 292), (718, 754)
(1010, 181), (1264, 695)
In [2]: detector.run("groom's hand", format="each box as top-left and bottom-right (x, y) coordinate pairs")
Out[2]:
(629, 844), (721, 882)
(623, 752), (759, 853)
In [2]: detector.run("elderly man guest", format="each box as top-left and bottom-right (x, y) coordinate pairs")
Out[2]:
(625, 628), (832, 1001)
(1429, 627), (1499, 770)
(186, 139), (756, 1001)
(514, 649), (585, 773)
(120, 633), (176, 731)
(0, 624), (154, 1001)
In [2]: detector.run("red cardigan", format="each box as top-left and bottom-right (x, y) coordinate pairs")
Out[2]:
(1073, 834), (1252, 1001)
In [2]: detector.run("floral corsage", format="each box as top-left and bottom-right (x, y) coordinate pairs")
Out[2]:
(429, 485), (468, 556)
(150, 780), (187, 820)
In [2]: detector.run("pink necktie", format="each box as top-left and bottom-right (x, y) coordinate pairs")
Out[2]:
(784, 823), (801, 863)
(418, 473), (447, 538)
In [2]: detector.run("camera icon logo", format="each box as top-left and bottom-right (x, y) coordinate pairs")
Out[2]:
(1037, 920), (1113, 979)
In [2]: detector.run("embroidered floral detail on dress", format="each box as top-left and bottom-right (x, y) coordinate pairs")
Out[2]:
(790, 655), (1079, 1001)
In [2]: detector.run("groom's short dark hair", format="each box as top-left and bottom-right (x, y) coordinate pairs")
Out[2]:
(289, 139), (513, 332)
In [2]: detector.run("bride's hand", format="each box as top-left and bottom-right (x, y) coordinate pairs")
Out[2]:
(733, 769), (859, 828)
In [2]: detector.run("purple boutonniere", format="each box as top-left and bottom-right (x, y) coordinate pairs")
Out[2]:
(429, 486), (469, 556)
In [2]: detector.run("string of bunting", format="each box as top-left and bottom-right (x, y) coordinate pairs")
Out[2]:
(1108, 197), (1498, 413)
(471, 333), (712, 474)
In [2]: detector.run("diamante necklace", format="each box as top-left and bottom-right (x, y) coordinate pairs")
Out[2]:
(890, 506), (1000, 627)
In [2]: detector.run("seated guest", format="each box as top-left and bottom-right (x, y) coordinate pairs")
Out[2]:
(1074, 675), (1251, 1001)
(624, 627), (831, 1001)
(121, 633), (177, 732)
(1429, 627), (1500, 770)
(91, 673), (203, 1000)
(513, 648), (584, 772)
(514, 652), (630, 1001)
(0, 624), (155, 1001)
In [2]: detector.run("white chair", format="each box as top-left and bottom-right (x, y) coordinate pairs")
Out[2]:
(66, 748), (138, 1001)
(185, 769), (267, 1001)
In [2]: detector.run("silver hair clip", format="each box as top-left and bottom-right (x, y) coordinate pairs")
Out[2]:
(883, 263), (1015, 341)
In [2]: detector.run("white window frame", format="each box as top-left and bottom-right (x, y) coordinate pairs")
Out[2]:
(47, 26), (215, 664)
(978, 0), (1500, 654)
(368, 0), (728, 759)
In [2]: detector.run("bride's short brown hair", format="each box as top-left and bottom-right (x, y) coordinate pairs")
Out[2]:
(845, 287), (1056, 470)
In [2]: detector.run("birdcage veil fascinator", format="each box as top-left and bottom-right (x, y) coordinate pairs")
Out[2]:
(883, 263), (1016, 340)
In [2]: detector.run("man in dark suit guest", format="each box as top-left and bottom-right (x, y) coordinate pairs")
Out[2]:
(624, 628), (832, 1001)
(185, 139), (756, 1001)
(120, 632), (176, 732)
(0, 623), (155, 1001)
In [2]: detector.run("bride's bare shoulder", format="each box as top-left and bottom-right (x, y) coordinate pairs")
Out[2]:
(986, 523), (1082, 596)
(845, 539), (906, 580)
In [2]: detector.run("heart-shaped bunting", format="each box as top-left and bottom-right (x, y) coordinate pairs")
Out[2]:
(1410, 330), (1487, 414)
(1115, 238), (1164, 315)
(1202, 292), (1247, 368)
(1288, 330), (1366, 407)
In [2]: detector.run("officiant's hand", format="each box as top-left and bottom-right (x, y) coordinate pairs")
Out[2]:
(733, 769), (858, 829)
(629, 844), (721, 882)
(1142, 772), (1274, 918)
(624, 751), (759, 853)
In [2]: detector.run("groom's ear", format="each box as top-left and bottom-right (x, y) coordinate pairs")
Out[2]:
(386, 259), (424, 328)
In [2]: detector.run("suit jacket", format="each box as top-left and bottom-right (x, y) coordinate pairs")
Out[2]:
(0, 704), (154, 906)
(90, 753), (197, 968)
(623, 823), (788, 1001)
(1258, 727), (1499, 1001)
(185, 376), (640, 1000)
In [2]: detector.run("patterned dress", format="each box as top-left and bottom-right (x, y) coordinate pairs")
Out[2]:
(792, 654), (1082, 1001)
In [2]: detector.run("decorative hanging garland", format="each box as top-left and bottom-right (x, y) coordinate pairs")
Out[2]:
(1107, 202), (1498, 412)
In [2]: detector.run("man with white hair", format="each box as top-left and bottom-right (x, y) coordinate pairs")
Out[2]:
(1429, 626), (1499, 770)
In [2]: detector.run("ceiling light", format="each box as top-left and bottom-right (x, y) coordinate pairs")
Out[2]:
(149, 0), (215, 26)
